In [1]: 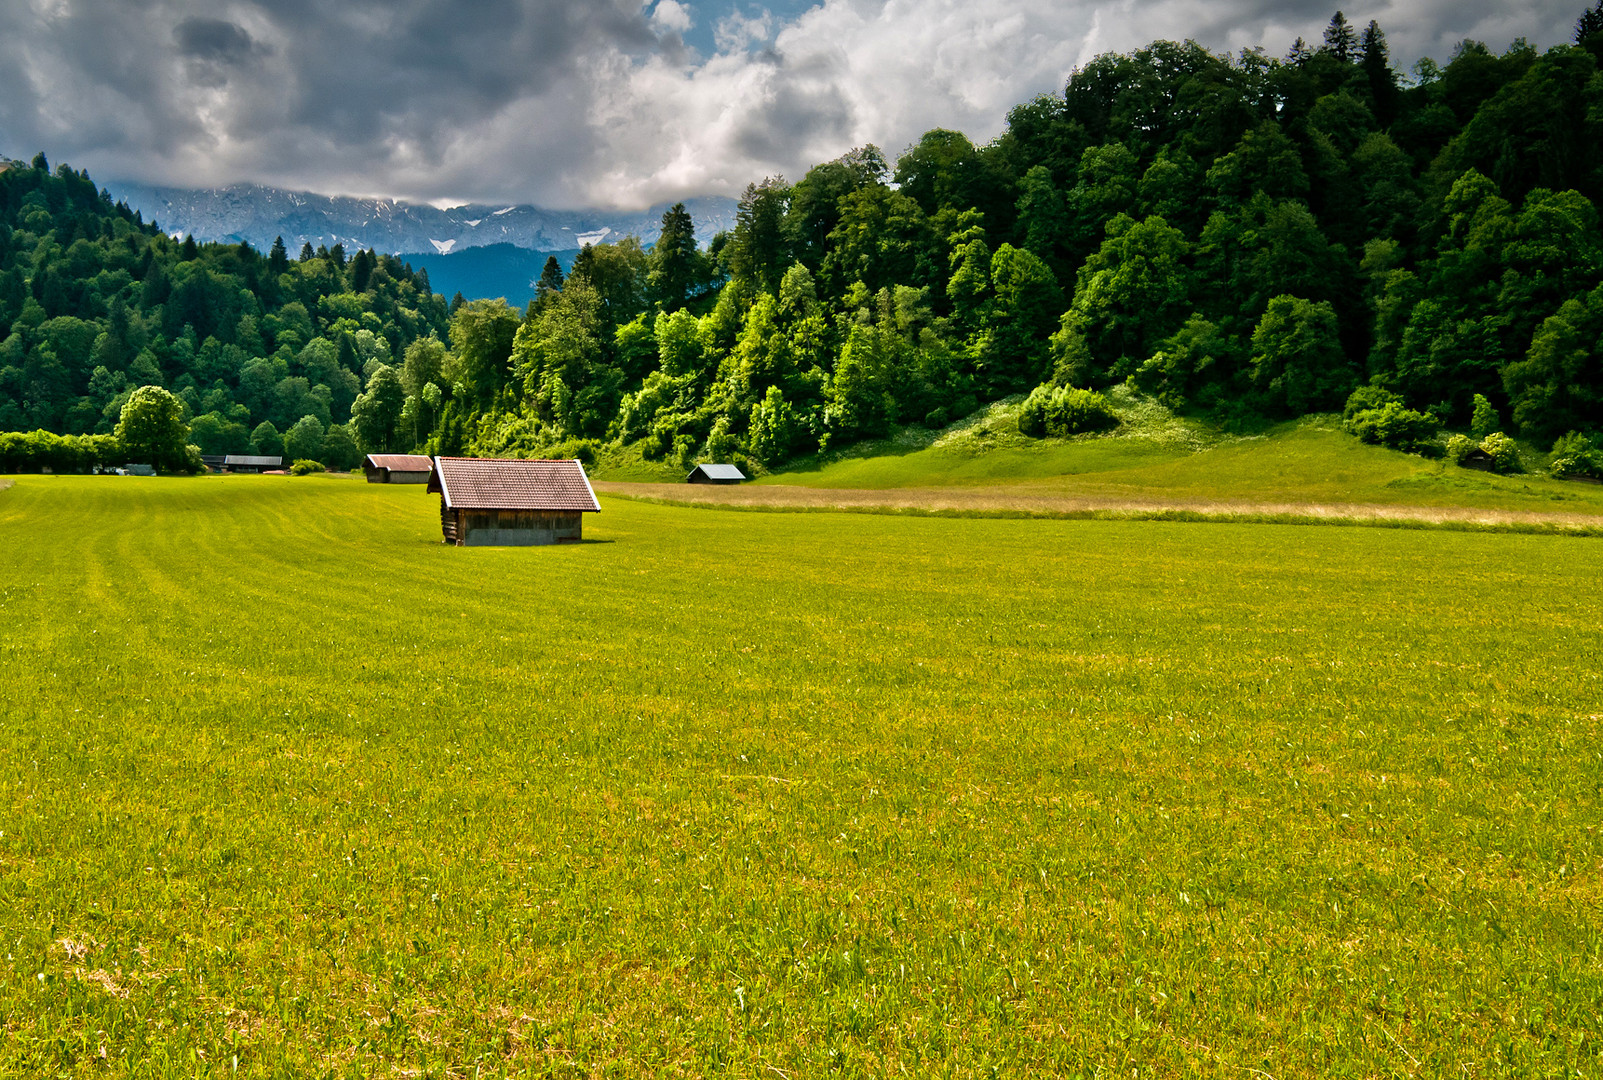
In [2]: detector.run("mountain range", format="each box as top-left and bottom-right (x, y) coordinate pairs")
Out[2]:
(104, 180), (738, 258)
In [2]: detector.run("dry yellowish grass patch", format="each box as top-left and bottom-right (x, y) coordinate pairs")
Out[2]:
(598, 480), (1603, 530)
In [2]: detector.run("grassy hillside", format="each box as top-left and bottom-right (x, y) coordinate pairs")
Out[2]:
(732, 393), (1603, 517)
(2, 476), (1601, 1076)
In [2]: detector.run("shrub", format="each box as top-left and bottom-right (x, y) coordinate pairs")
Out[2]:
(541, 438), (601, 468)
(1345, 401), (1441, 453)
(0, 430), (124, 473)
(1342, 384), (1402, 422)
(1477, 432), (1522, 473)
(1445, 433), (1477, 465)
(289, 459), (327, 475)
(1018, 384), (1119, 438)
(1549, 431), (1603, 479)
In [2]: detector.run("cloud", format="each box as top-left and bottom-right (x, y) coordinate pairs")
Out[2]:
(651, 0), (694, 35)
(0, 0), (1587, 209)
(174, 17), (267, 64)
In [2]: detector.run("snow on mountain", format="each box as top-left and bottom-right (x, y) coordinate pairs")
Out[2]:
(105, 180), (737, 256)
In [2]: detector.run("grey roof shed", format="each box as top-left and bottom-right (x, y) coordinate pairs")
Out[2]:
(686, 463), (747, 484)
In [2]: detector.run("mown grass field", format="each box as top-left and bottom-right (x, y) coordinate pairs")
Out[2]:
(3, 473), (1602, 1077)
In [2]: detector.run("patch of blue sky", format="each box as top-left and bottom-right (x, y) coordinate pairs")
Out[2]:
(660, 0), (823, 57)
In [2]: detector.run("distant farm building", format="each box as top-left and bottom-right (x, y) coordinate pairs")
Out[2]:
(200, 455), (226, 472)
(222, 455), (282, 474)
(364, 453), (433, 484)
(686, 463), (747, 485)
(428, 457), (600, 546)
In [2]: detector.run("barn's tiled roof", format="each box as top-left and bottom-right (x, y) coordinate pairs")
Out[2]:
(224, 455), (282, 466)
(366, 454), (434, 471)
(428, 457), (600, 512)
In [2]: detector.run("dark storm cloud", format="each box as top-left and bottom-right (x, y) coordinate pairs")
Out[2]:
(0, 0), (1591, 208)
(731, 56), (854, 165)
(0, 0), (662, 203)
(174, 17), (266, 63)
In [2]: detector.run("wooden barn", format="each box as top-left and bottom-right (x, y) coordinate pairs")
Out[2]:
(364, 453), (434, 484)
(222, 454), (282, 474)
(686, 463), (747, 485)
(428, 457), (600, 546)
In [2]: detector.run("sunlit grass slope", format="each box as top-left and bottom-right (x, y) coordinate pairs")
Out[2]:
(2, 475), (1602, 1077)
(755, 401), (1603, 516)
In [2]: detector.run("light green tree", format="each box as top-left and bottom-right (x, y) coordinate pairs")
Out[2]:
(283, 414), (326, 463)
(351, 365), (406, 452)
(115, 385), (191, 471)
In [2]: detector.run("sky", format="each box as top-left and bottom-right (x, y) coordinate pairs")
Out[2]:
(0, 0), (1588, 210)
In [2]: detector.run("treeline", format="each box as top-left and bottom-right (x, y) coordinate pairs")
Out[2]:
(0, 153), (451, 465)
(427, 9), (1603, 470)
(6, 8), (1603, 476)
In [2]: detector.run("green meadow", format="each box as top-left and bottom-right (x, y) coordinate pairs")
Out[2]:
(603, 398), (1603, 519)
(3, 474), (1602, 1077)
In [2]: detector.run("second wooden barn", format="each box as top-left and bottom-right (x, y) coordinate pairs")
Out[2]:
(364, 453), (434, 483)
(428, 457), (600, 546)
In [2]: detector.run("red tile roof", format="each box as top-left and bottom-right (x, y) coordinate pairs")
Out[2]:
(366, 454), (434, 471)
(428, 457), (600, 512)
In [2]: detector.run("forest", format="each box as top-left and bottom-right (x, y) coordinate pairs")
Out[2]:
(3, 8), (1603, 475)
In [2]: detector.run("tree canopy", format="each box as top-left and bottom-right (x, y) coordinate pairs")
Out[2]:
(5, 10), (1603, 471)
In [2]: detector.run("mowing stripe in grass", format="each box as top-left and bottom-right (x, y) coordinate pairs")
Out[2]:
(3, 474), (1601, 1077)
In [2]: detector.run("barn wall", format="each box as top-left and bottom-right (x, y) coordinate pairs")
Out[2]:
(389, 471), (430, 484)
(460, 510), (582, 546)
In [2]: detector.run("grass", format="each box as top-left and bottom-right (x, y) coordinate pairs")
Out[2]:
(596, 389), (1603, 518)
(3, 474), (1603, 1077)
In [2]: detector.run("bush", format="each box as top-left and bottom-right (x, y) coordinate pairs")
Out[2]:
(289, 459), (327, 475)
(1342, 384), (1402, 422)
(1018, 384), (1119, 438)
(0, 430), (123, 473)
(1549, 431), (1603, 479)
(528, 438), (600, 468)
(1345, 401), (1441, 453)
(1478, 432), (1522, 473)
(1445, 433), (1477, 465)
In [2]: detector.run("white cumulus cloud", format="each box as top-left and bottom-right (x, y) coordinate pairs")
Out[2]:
(651, 0), (694, 35)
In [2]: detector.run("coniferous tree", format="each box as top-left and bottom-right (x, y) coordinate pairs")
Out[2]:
(1287, 37), (1311, 65)
(649, 202), (701, 311)
(268, 236), (290, 275)
(350, 248), (373, 293)
(1577, 1), (1603, 42)
(729, 178), (791, 295)
(1360, 21), (1400, 126)
(1323, 12), (1358, 62)
(299, 241), (314, 262)
(535, 256), (565, 303)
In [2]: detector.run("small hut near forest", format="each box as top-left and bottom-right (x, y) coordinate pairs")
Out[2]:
(428, 457), (600, 546)
(364, 453), (434, 484)
(686, 463), (747, 485)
